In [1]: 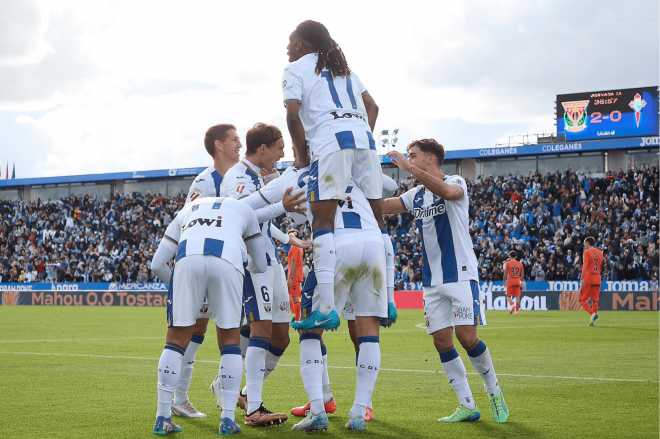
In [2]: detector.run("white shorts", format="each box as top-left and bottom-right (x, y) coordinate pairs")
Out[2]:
(168, 255), (243, 329)
(332, 230), (387, 318)
(272, 263), (291, 324)
(423, 280), (486, 335)
(342, 299), (355, 321)
(308, 149), (382, 201)
(243, 265), (274, 324)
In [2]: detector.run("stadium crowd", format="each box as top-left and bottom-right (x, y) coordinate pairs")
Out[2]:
(0, 166), (658, 288)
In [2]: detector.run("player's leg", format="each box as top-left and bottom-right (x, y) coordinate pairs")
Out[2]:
(290, 282), (302, 322)
(506, 293), (515, 314)
(155, 257), (205, 434)
(589, 285), (600, 326)
(579, 282), (594, 317)
(426, 284), (479, 422)
(264, 264), (290, 382)
(320, 340), (336, 412)
(172, 316), (208, 417)
(454, 281), (508, 423)
(206, 258), (244, 435)
(514, 290), (521, 314)
(292, 329), (329, 432)
(353, 149), (384, 229)
(345, 238), (386, 430)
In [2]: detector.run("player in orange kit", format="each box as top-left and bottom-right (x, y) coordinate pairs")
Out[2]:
(580, 236), (603, 326)
(287, 233), (305, 322)
(503, 251), (524, 315)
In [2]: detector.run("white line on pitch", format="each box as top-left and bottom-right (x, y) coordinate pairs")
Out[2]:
(0, 351), (656, 384)
(0, 337), (163, 344)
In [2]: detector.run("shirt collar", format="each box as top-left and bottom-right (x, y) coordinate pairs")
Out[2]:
(241, 159), (261, 175)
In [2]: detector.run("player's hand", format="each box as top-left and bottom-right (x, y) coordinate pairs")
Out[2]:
(292, 155), (310, 168)
(386, 150), (412, 171)
(261, 168), (279, 183)
(289, 233), (312, 249)
(287, 277), (292, 288)
(282, 187), (307, 213)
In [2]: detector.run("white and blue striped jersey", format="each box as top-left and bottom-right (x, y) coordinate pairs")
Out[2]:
(163, 197), (261, 274)
(282, 53), (375, 162)
(221, 160), (279, 265)
(257, 166), (387, 234)
(185, 165), (226, 205)
(400, 176), (478, 287)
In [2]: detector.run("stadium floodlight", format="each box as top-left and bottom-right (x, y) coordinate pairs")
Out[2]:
(378, 128), (400, 152)
(380, 130), (389, 136)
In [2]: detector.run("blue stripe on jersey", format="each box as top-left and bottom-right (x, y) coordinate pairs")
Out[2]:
(243, 271), (261, 323)
(342, 212), (362, 229)
(203, 238), (224, 259)
(308, 161), (319, 202)
(321, 71), (342, 108)
(245, 168), (262, 190)
(413, 188), (432, 286)
(367, 132), (376, 150)
(335, 131), (356, 149)
(211, 170), (223, 196)
(434, 199), (458, 283)
(471, 280), (482, 326)
(346, 186), (353, 193)
(175, 240), (187, 262)
(345, 75), (358, 109)
(212, 201), (222, 209)
(267, 225), (279, 264)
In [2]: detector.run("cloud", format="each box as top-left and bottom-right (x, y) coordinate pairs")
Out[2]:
(0, 8), (98, 103)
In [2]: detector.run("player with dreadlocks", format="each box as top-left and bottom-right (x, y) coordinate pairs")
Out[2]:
(283, 20), (386, 336)
(283, 20), (395, 432)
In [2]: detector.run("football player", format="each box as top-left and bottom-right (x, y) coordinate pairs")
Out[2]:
(382, 139), (509, 424)
(151, 196), (266, 435)
(283, 20), (383, 330)
(581, 236), (603, 326)
(503, 251), (524, 315)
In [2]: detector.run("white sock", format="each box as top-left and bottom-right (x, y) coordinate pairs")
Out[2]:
(381, 230), (395, 300)
(440, 347), (475, 409)
(350, 337), (380, 419)
(467, 340), (500, 396)
(173, 336), (203, 405)
(245, 338), (269, 414)
(220, 345), (242, 422)
(157, 344), (185, 418)
(300, 335), (325, 415)
(264, 345), (284, 381)
(321, 344), (332, 402)
(312, 230), (336, 315)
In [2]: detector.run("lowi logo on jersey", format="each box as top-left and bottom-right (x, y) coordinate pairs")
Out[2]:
(562, 100), (590, 132)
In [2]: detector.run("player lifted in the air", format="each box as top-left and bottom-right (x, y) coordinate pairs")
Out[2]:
(503, 251), (524, 315)
(150, 196), (266, 435)
(283, 20), (383, 330)
(169, 123), (241, 419)
(581, 237), (603, 326)
(382, 139), (509, 424)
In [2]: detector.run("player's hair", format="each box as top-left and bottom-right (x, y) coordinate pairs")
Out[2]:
(245, 123), (283, 156)
(204, 124), (236, 157)
(508, 251), (517, 259)
(407, 138), (445, 166)
(293, 20), (351, 78)
(585, 236), (595, 246)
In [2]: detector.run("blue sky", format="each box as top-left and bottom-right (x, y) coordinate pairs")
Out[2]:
(0, 0), (657, 178)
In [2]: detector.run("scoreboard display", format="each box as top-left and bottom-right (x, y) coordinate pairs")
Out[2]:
(557, 86), (658, 141)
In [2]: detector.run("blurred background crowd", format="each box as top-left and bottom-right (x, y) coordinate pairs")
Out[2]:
(0, 166), (657, 289)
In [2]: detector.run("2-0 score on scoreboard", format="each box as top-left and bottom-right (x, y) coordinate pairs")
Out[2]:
(557, 86), (658, 141)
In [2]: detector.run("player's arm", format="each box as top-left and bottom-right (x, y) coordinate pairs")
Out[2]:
(581, 251), (588, 280)
(521, 264), (525, 281)
(285, 101), (309, 167)
(151, 220), (180, 283)
(503, 264), (508, 285)
(362, 92), (379, 132)
(287, 258), (296, 287)
(243, 207), (267, 273)
(386, 151), (463, 201)
(382, 197), (407, 215)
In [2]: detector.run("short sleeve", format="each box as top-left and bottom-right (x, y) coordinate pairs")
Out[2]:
(447, 175), (468, 199)
(399, 187), (419, 212)
(242, 205), (262, 241)
(258, 176), (287, 205)
(282, 65), (303, 105)
(163, 215), (181, 244)
(353, 73), (367, 95)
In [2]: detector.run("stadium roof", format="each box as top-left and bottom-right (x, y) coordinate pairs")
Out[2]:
(1, 135), (657, 188)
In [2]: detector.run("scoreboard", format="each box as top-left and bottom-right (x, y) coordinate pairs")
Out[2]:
(557, 86), (658, 141)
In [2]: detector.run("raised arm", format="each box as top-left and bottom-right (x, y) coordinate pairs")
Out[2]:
(386, 151), (463, 201)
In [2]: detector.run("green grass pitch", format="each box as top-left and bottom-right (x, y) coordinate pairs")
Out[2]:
(0, 307), (657, 438)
